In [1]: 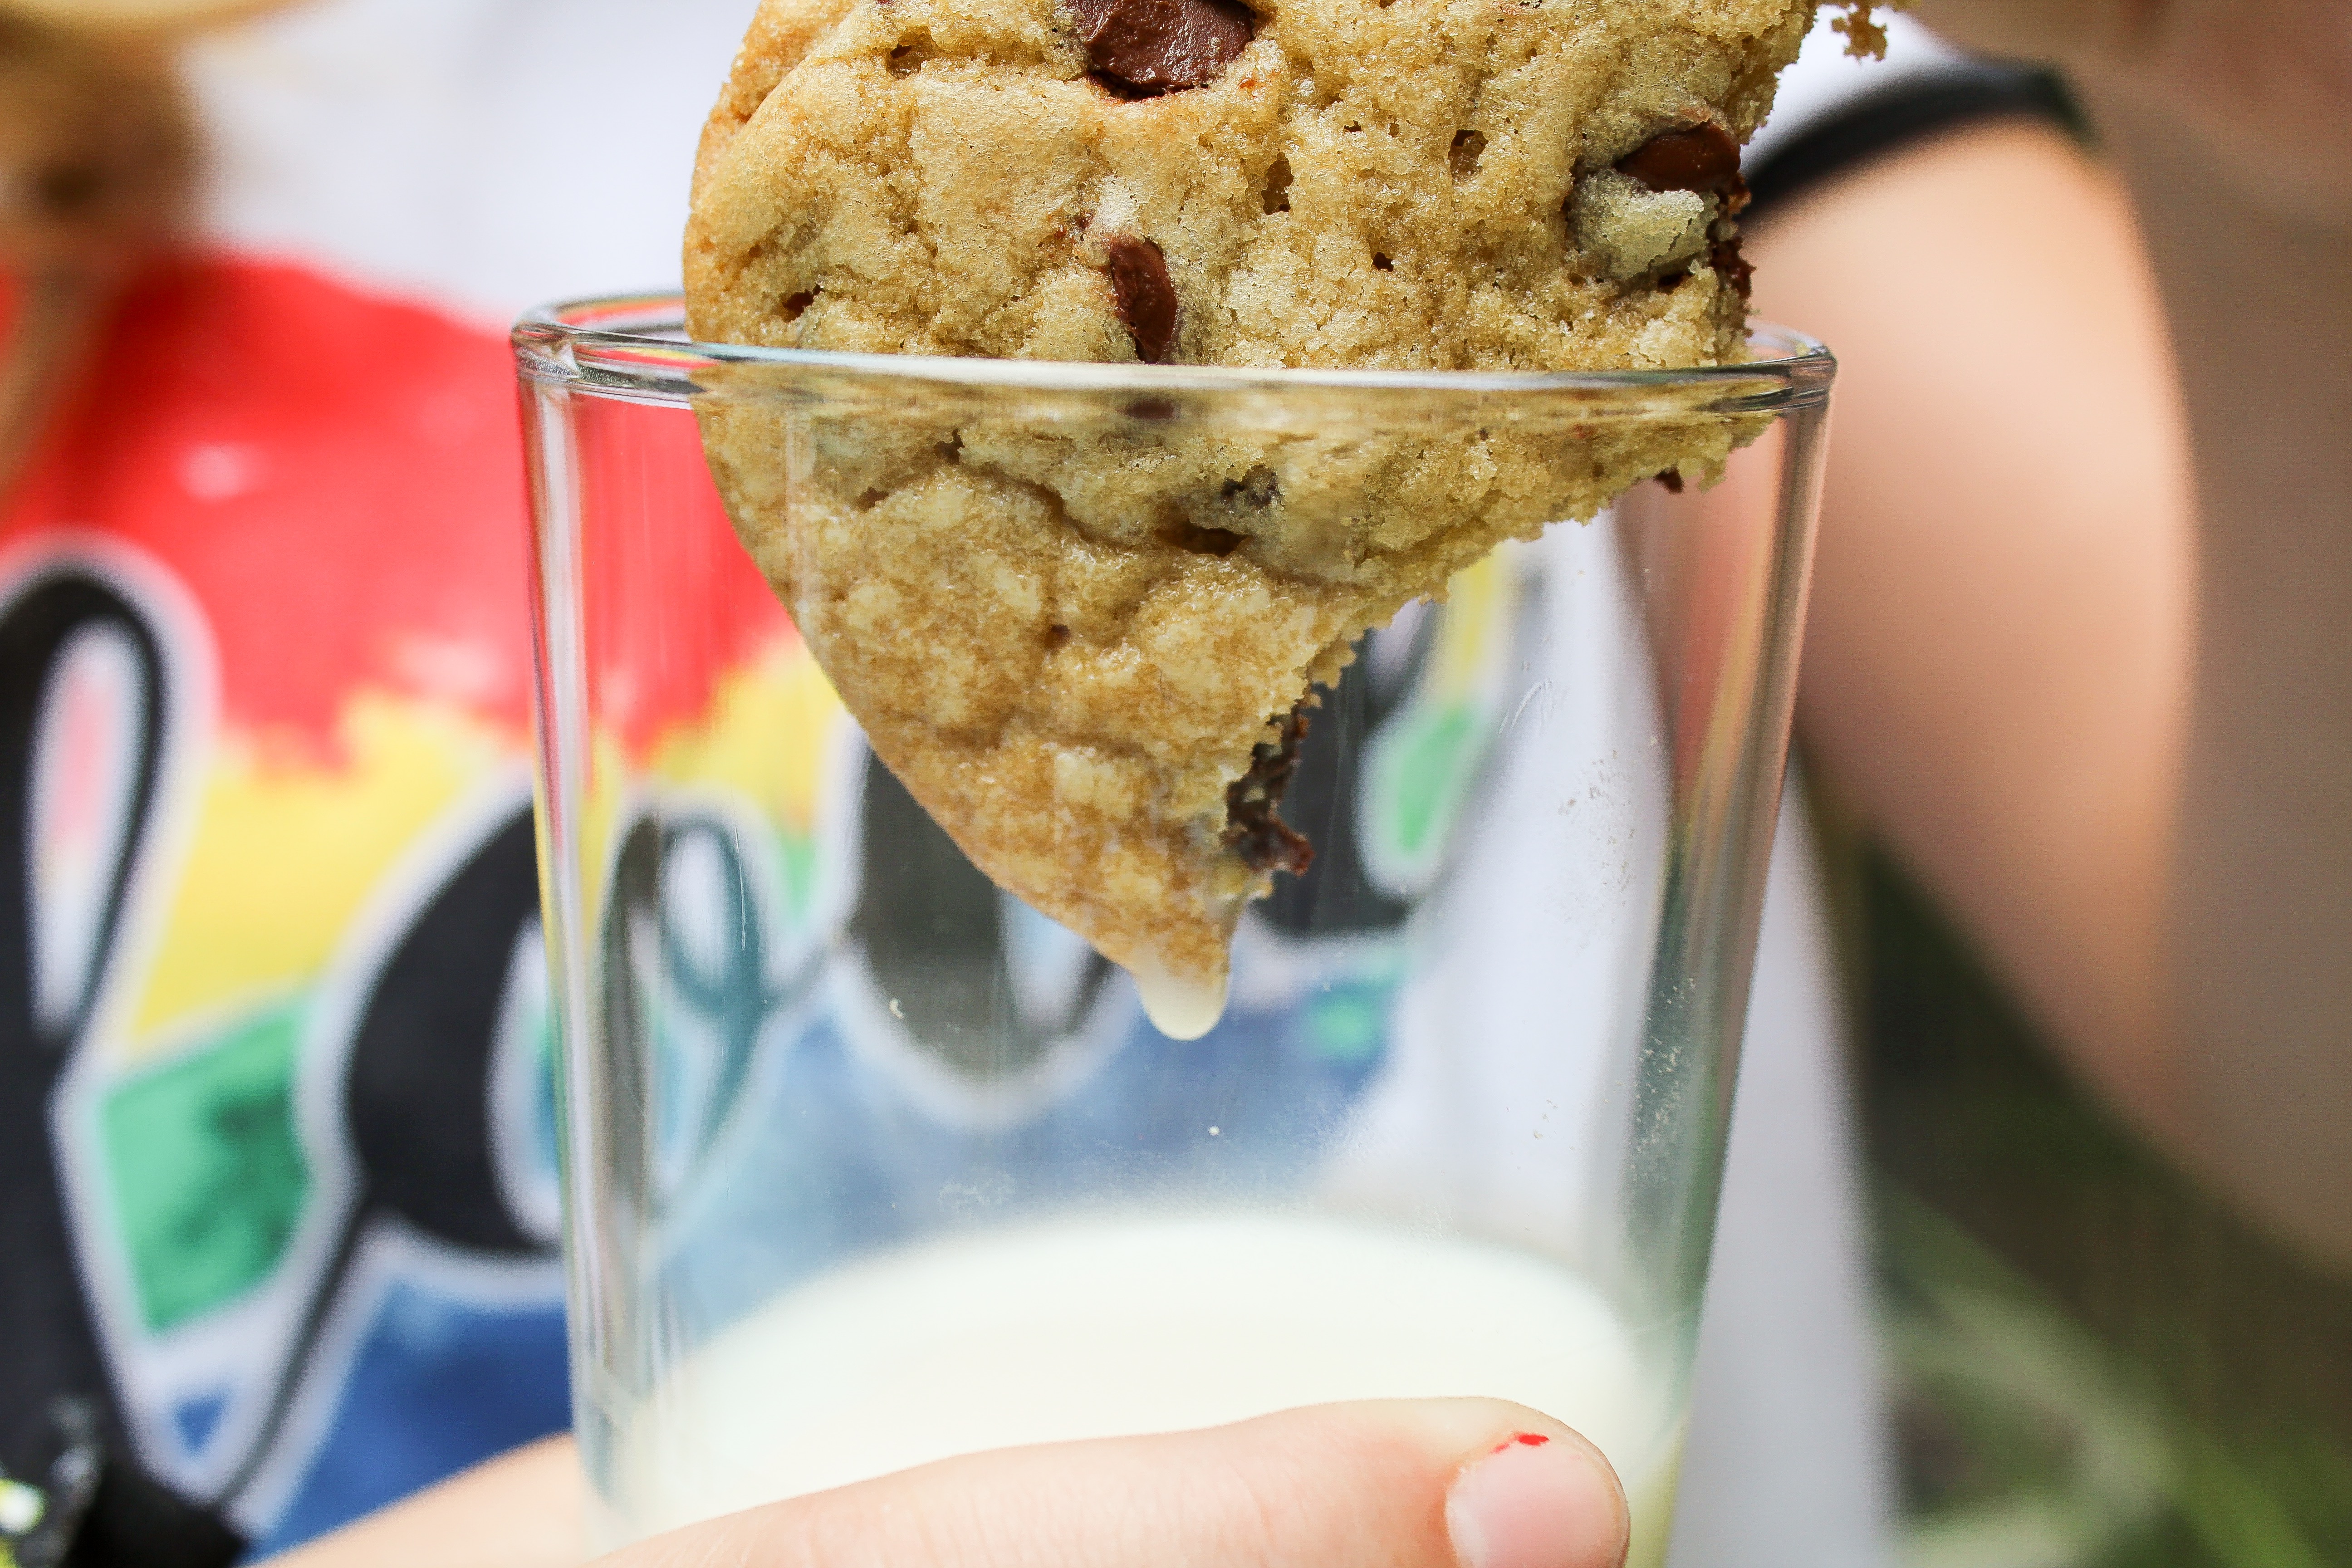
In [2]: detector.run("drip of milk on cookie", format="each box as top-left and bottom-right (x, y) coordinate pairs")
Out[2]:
(1132, 963), (1229, 1039)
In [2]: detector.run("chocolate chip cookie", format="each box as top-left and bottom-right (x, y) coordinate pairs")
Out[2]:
(686, 0), (1850, 1027)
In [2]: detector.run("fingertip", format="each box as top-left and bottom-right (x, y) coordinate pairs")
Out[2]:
(1443, 1424), (1628, 1568)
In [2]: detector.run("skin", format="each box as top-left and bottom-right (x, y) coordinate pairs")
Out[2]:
(1766, 0), (2352, 1272)
(2115, 98), (2352, 1275)
(1748, 120), (2200, 1157)
(261, 1403), (1627, 1568)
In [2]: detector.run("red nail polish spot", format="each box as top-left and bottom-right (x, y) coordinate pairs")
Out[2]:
(1514, 1432), (1550, 1447)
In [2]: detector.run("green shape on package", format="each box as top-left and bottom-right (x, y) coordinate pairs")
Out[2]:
(103, 1003), (310, 1331)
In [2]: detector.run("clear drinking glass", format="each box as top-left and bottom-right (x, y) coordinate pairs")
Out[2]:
(514, 295), (1832, 1567)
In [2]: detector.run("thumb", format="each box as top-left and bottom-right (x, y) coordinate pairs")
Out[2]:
(602, 1397), (1630, 1568)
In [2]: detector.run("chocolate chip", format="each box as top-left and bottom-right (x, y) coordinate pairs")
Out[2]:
(1225, 704), (1313, 877)
(1708, 232), (1754, 301)
(1105, 235), (1178, 363)
(782, 289), (818, 320)
(1653, 469), (1685, 493)
(1615, 122), (1741, 196)
(1069, 0), (1254, 96)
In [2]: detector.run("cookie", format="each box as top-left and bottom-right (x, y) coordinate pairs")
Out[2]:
(685, 0), (1847, 1030)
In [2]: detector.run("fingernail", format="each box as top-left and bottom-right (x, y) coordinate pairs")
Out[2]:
(1445, 1432), (1629, 1568)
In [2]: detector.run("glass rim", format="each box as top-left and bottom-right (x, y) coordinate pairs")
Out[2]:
(513, 291), (1833, 409)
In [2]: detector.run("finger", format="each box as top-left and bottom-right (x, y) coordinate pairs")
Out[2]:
(603, 1398), (1628, 1568)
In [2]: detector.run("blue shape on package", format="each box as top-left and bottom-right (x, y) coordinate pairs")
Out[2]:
(173, 1394), (228, 1457)
(250, 1286), (568, 1557)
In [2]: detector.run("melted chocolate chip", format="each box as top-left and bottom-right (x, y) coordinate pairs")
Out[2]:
(1225, 705), (1313, 877)
(1654, 469), (1685, 493)
(1709, 232), (1754, 301)
(1069, 0), (1254, 95)
(1105, 235), (1179, 363)
(1615, 122), (1742, 196)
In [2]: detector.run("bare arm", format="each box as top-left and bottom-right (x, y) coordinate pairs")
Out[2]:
(2084, 78), (2352, 1271)
(1754, 0), (2352, 1268)
(1749, 118), (2196, 1147)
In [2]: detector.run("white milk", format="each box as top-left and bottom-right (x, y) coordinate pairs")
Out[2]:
(1130, 964), (1230, 1040)
(609, 1211), (1689, 1565)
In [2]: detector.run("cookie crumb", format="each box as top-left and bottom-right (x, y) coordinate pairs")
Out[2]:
(1832, 1), (1890, 59)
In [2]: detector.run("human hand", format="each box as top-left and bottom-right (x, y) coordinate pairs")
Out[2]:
(604, 1400), (1629, 1568)
(1911, 0), (2352, 222)
(264, 1400), (1628, 1568)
